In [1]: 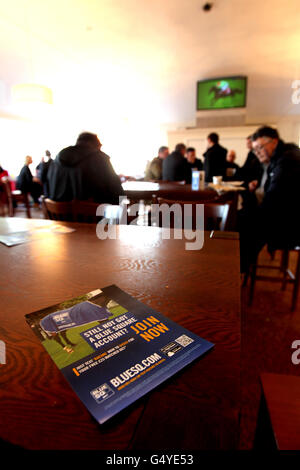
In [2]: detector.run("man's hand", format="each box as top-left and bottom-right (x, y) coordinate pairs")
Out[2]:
(248, 180), (258, 192)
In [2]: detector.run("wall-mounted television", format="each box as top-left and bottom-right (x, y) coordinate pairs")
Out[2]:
(196, 76), (247, 110)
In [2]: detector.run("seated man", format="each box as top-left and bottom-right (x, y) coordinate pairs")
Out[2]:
(36, 150), (53, 197)
(144, 146), (169, 181)
(162, 143), (190, 182)
(225, 150), (240, 180)
(239, 135), (262, 185)
(16, 156), (43, 205)
(185, 147), (203, 184)
(203, 132), (227, 182)
(239, 126), (300, 273)
(47, 132), (124, 203)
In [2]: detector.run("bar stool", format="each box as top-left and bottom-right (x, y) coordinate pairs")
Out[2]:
(248, 245), (300, 311)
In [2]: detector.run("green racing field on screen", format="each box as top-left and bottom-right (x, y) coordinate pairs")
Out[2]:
(197, 77), (247, 110)
(42, 304), (128, 369)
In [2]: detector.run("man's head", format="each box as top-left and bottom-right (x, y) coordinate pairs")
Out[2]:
(226, 150), (236, 163)
(158, 146), (169, 160)
(76, 132), (101, 150)
(186, 147), (196, 163)
(252, 127), (279, 163)
(45, 150), (51, 157)
(207, 132), (219, 148)
(175, 143), (186, 156)
(25, 155), (33, 165)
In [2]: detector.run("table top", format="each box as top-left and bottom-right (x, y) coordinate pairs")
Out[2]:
(0, 217), (241, 450)
(260, 373), (300, 450)
(122, 181), (220, 201)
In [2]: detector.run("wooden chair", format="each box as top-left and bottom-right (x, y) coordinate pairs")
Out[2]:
(151, 197), (232, 231)
(42, 197), (127, 225)
(12, 190), (31, 218)
(0, 180), (13, 216)
(72, 200), (126, 224)
(72, 200), (103, 223)
(254, 373), (300, 449)
(0, 180), (31, 218)
(204, 202), (232, 231)
(248, 245), (300, 311)
(42, 197), (73, 221)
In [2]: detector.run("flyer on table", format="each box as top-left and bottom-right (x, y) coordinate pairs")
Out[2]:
(26, 285), (214, 424)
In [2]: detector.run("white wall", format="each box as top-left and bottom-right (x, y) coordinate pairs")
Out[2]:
(168, 118), (300, 167)
(168, 125), (260, 166)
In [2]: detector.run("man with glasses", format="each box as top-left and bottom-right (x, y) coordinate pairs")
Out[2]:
(239, 126), (300, 273)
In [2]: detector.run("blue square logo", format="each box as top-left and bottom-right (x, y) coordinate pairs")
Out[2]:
(90, 383), (115, 403)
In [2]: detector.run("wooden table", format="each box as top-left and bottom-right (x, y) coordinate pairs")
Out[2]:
(255, 373), (300, 450)
(122, 181), (219, 201)
(0, 217), (241, 450)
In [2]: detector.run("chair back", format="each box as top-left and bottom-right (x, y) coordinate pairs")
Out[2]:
(72, 200), (126, 224)
(42, 198), (73, 221)
(72, 200), (102, 223)
(153, 197), (232, 231)
(204, 202), (231, 231)
(1, 181), (31, 218)
(42, 198), (126, 224)
(0, 180), (13, 216)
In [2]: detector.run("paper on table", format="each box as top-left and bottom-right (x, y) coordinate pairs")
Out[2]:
(223, 181), (244, 186)
(0, 224), (75, 247)
(208, 183), (245, 192)
(0, 231), (32, 246)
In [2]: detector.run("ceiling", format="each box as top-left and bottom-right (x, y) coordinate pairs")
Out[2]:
(0, 0), (299, 173)
(1, 0), (300, 120)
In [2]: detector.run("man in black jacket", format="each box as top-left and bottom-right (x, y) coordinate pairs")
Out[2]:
(239, 126), (300, 272)
(17, 155), (42, 204)
(203, 133), (227, 182)
(47, 132), (124, 203)
(162, 143), (190, 182)
(239, 135), (262, 185)
(36, 150), (53, 197)
(184, 147), (203, 184)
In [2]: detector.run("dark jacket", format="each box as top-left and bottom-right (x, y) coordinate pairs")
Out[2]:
(16, 165), (33, 192)
(37, 159), (53, 197)
(162, 151), (190, 182)
(225, 161), (240, 181)
(145, 157), (163, 181)
(238, 151), (262, 184)
(259, 140), (300, 248)
(203, 143), (227, 182)
(47, 144), (124, 203)
(185, 158), (203, 183)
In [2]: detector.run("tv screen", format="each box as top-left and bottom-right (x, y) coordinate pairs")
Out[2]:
(197, 76), (247, 110)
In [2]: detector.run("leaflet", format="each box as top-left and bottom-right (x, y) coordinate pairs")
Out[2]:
(25, 285), (214, 424)
(0, 224), (75, 246)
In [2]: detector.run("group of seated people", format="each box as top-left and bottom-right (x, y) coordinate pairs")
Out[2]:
(1, 134), (125, 208)
(1, 126), (300, 276)
(144, 145), (203, 183)
(0, 151), (53, 208)
(144, 132), (261, 185)
(144, 128), (300, 273)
